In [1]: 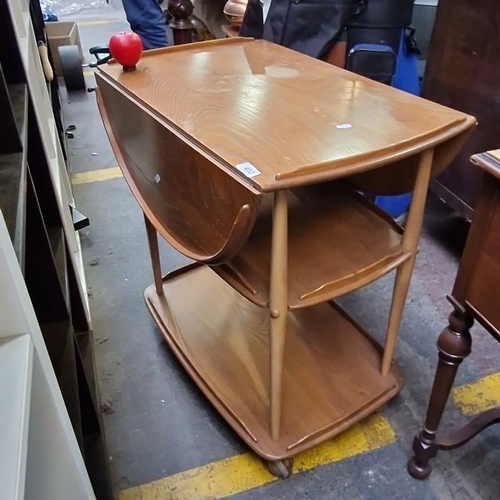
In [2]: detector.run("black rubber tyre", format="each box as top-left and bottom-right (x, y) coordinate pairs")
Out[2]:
(58, 45), (85, 91)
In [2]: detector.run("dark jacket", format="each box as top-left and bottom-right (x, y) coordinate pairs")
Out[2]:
(239, 0), (362, 59)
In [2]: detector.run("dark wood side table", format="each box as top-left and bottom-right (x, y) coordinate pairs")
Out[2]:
(408, 149), (500, 479)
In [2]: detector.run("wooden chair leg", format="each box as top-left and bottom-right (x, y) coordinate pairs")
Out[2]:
(408, 300), (473, 479)
(381, 148), (434, 376)
(269, 190), (288, 441)
(144, 214), (164, 296)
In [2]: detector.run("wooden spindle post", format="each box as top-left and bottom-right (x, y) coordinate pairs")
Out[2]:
(144, 214), (164, 296)
(269, 190), (288, 441)
(167, 0), (195, 45)
(381, 148), (434, 375)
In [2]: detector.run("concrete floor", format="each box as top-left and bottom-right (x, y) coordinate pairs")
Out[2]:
(57, 6), (500, 499)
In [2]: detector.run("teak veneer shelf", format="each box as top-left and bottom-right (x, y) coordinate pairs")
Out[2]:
(216, 182), (408, 309)
(96, 38), (476, 474)
(145, 265), (403, 460)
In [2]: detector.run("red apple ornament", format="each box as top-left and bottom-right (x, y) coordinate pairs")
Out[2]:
(109, 31), (143, 71)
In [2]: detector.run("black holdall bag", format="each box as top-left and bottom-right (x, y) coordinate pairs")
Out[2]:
(347, 0), (414, 29)
(239, 0), (363, 59)
(346, 0), (415, 53)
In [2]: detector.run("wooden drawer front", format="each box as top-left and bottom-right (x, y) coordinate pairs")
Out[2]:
(467, 197), (500, 333)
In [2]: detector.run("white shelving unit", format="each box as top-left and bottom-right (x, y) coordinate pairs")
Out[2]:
(0, 0), (111, 497)
(0, 213), (95, 500)
(6, 0), (91, 326)
(0, 334), (33, 500)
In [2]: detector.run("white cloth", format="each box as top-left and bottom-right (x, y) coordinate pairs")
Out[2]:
(261, 0), (271, 23)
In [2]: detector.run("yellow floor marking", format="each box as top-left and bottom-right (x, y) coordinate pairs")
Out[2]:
(77, 19), (117, 26)
(72, 167), (122, 185)
(117, 413), (395, 500)
(83, 69), (95, 78)
(452, 372), (500, 416)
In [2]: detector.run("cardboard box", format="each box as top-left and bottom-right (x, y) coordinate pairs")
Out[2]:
(46, 21), (83, 77)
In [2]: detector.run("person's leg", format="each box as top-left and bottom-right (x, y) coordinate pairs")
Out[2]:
(122, 0), (168, 49)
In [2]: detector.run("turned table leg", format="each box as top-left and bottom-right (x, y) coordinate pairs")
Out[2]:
(408, 298), (473, 479)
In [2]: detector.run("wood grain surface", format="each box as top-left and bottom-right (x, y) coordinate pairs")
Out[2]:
(97, 79), (261, 264)
(453, 154), (500, 312)
(471, 150), (500, 182)
(98, 38), (475, 192)
(215, 182), (407, 309)
(487, 150), (500, 163)
(145, 265), (403, 460)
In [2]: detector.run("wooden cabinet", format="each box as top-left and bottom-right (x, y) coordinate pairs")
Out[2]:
(422, 0), (500, 219)
(460, 181), (500, 330)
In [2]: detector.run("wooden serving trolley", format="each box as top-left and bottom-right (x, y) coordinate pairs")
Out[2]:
(96, 38), (475, 476)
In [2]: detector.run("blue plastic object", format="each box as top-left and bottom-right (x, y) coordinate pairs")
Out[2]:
(392, 32), (420, 96)
(373, 31), (420, 218)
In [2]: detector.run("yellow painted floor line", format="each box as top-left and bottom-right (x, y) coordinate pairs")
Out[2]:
(117, 413), (395, 500)
(83, 69), (95, 78)
(452, 372), (500, 416)
(72, 167), (122, 185)
(77, 19), (117, 26)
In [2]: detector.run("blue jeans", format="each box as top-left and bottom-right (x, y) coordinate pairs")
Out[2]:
(122, 0), (168, 49)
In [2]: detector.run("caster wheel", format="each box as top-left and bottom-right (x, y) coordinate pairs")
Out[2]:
(267, 459), (293, 479)
(58, 45), (86, 91)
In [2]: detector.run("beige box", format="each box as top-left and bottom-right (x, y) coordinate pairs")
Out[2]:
(46, 21), (83, 77)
